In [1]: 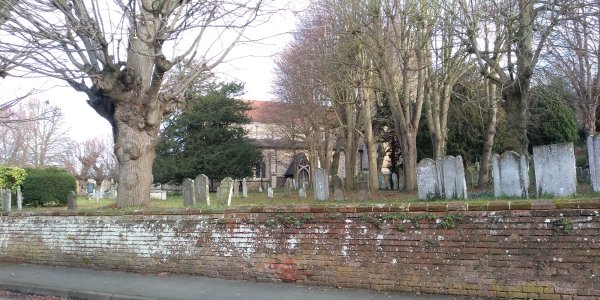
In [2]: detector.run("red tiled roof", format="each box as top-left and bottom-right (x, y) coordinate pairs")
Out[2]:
(242, 100), (291, 125)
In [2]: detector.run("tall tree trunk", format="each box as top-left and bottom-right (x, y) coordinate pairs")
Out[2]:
(581, 105), (597, 137)
(114, 110), (158, 207)
(363, 92), (379, 191)
(478, 81), (498, 188)
(400, 132), (418, 192)
(502, 86), (529, 152)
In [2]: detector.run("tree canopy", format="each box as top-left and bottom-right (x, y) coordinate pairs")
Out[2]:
(153, 82), (262, 184)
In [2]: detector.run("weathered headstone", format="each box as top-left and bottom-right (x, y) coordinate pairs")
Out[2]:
(218, 177), (234, 206)
(417, 159), (439, 200)
(391, 173), (398, 190)
(588, 134), (600, 191)
(314, 168), (329, 201)
(242, 178), (248, 198)
(283, 178), (293, 197)
(195, 174), (210, 205)
(150, 190), (167, 200)
(1, 189), (11, 212)
(182, 178), (195, 207)
(583, 168), (591, 183)
(16, 186), (22, 211)
(384, 174), (392, 190)
(298, 184), (307, 198)
(267, 186), (274, 198)
(332, 175), (345, 201)
(233, 179), (240, 198)
(379, 173), (386, 190)
(397, 169), (405, 191)
(437, 156), (468, 199)
(100, 179), (110, 198)
(67, 191), (77, 210)
(492, 151), (529, 198)
(355, 171), (368, 201)
(533, 143), (577, 197)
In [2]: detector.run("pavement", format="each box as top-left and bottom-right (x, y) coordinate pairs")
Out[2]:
(0, 264), (465, 300)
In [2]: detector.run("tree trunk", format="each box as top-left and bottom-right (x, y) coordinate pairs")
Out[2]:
(114, 117), (158, 208)
(582, 105), (597, 137)
(502, 87), (529, 153)
(344, 130), (357, 190)
(478, 81), (498, 188)
(400, 132), (418, 192)
(363, 94), (379, 191)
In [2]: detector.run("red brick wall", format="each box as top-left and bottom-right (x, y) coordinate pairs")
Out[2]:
(0, 200), (599, 299)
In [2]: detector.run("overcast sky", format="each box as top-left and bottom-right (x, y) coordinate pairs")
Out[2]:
(0, 1), (305, 142)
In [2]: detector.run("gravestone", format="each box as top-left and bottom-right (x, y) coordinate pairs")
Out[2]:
(533, 143), (577, 197)
(492, 151), (529, 198)
(242, 178), (248, 198)
(150, 190), (167, 200)
(195, 174), (210, 205)
(384, 174), (391, 190)
(391, 173), (398, 190)
(233, 179), (240, 198)
(16, 186), (22, 211)
(355, 171), (368, 201)
(219, 177), (234, 206)
(182, 178), (195, 207)
(258, 186), (263, 192)
(583, 168), (591, 183)
(588, 134), (600, 191)
(298, 184), (307, 198)
(267, 186), (274, 198)
(332, 175), (345, 201)
(417, 159), (439, 200)
(437, 156), (468, 199)
(100, 179), (111, 198)
(379, 173), (386, 190)
(284, 178), (293, 197)
(576, 167), (583, 178)
(314, 168), (329, 201)
(398, 169), (405, 191)
(67, 191), (77, 210)
(1, 189), (10, 212)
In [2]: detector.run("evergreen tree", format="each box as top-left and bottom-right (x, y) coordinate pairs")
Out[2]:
(153, 82), (262, 184)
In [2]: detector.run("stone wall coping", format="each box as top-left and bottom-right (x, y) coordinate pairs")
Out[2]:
(2, 199), (599, 217)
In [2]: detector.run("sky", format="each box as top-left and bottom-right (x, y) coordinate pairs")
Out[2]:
(0, 1), (305, 142)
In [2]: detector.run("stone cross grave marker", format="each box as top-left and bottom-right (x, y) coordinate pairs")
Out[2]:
(492, 151), (529, 198)
(182, 178), (195, 207)
(355, 171), (368, 201)
(533, 143), (576, 197)
(195, 174), (210, 206)
(314, 168), (329, 201)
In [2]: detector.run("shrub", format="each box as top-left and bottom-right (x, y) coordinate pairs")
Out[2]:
(22, 168), (76, 206)
(0, 166), (27, 191)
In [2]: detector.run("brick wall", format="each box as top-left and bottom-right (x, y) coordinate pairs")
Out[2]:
(0, 200), (599, 299)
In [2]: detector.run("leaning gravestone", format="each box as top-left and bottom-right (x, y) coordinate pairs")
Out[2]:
(195, 174), (210, 205)
(314, 168), (329, 201)
(332, 175), (345, 201)
(391, 173), (398, 190)
(492, 151), (529, 198)
(218, 177), (234, 206)
(242, 178), (248, 198)
(283, 178), (293, 197)
(182, 178), (195, 207)
(533, 143), (576, 197)
(355, 171), (368, 201)
(588, 134), (600, 191)
(1, 189), (10, 212)
(67, 191), (77, 210)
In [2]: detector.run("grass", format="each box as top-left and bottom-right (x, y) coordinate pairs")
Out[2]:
(9, 182), (600, 213)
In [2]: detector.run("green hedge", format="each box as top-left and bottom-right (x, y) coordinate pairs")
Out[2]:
(22, 168), (76, 206)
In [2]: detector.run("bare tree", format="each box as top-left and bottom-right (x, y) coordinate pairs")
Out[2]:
(2, 0), (269, 207)
(548, 0), (600, 137)
(455, 0), (570, 153)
